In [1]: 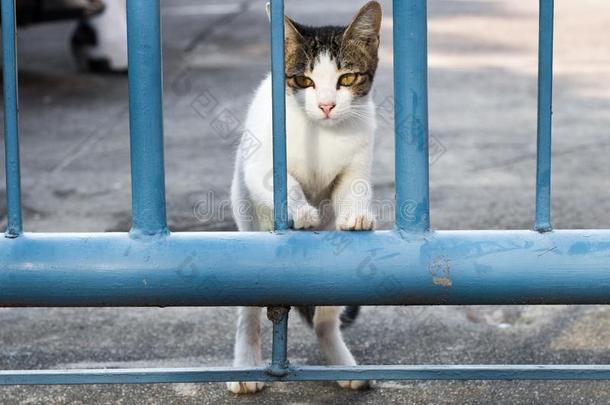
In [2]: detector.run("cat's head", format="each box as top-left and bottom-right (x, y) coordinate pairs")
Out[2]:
(282, 1), (382, 126)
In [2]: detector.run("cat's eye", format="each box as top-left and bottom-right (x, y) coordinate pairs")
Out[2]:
(293, 75), (314, 88)
(338, 73), (358, 87)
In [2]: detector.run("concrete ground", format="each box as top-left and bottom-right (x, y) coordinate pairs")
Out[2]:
(0, 0), (609, 403)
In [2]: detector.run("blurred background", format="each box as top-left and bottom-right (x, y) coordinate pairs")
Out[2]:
(0, 0), (608, 403)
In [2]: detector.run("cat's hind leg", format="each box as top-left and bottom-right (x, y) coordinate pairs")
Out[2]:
(313, 306), (370, 390)
(227, 307), (266, 394)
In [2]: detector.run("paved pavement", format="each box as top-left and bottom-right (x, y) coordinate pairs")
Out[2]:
(0, 0), (609, 403)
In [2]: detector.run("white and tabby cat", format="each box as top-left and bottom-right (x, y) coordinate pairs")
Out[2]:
(229, 1), (382, 394)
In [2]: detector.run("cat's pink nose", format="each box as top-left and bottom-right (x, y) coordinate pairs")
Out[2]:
(319, 102), (336, 117)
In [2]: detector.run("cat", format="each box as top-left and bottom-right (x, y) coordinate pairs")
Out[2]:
(228, 1), (382, 394)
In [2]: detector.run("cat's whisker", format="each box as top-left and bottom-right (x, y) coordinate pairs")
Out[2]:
(346, 110), (375, 121)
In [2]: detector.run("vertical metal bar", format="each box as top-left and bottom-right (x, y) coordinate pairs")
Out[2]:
(267, 307), (290, 375)
(2, 0), (23, 237)
(270, 0), (289, 231)
(268, 1), (290, 373)
(126, 0), (168, 236)
(535, 0), (554, 233)
(393, 0), (430, 232)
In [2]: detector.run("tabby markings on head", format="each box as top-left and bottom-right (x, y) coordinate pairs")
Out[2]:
(284, 1), (382, 99)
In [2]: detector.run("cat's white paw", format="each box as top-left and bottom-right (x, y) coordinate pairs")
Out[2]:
(226, 381), (265, 394)
(292, 205), (321, 229)
(337, 380), (371, 390)
(336, 210), (375, 231)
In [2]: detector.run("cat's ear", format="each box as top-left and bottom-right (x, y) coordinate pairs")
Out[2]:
(343, 1), (382, 44)
(284, 16), (303, 43)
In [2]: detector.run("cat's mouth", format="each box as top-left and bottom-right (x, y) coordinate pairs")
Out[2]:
(316, 114), (346, 127)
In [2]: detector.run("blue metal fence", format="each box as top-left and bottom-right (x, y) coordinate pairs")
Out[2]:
(0, 0), (609, 385)
(1, 0), (21, 238)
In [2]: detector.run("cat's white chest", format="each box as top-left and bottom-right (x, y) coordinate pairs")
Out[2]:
(286, 112), (368, 199)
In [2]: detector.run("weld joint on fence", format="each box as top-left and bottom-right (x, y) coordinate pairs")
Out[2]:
(129, 227), (170, 240)
(267, 306), (290, 323)
(265, 364), (291, 377)
(534, 223), (553, 234)
(4, 230), (20, 239)
(393, 225), (434, 240)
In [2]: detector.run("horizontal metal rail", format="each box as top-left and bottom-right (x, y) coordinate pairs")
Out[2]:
(1, 365), (609, 385)
(0, 230), (609, 307)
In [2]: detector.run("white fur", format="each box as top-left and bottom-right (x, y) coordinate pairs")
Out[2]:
(79, 0), (128, 70)
(228, 52), (376, 393)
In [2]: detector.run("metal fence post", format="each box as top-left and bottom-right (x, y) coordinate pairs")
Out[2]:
(393, 0), (430, 232)
(2, 0), (23, 237)
(535, 0), (554, 232)
(126, 0), (168, 236)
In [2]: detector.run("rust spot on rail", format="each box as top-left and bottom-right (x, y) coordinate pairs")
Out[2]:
(429, 256), (452, 288)
(432, 276), (453, 288)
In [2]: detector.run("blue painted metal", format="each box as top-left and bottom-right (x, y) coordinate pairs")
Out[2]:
(0, 0), (608, 386)
(1, 0), (23, 237)
(535, 0), (554, 232)
(268, 307), (290, 375)
(0, 230), (609, 307)
(393, 0), (430, 232)
(1, 365), (609, 385)
(268, 1), (290, 369)
(126, 0), (168, 236)
(270, 0), (289, 230)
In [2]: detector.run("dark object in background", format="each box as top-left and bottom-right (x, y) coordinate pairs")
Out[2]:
(70, 20), (118, 73)
(11, 0), (127, 74)
(15, 0), (105, 25)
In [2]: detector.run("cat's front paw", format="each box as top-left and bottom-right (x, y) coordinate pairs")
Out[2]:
(226, 381), (265, 394)
(336, 210), (375, 231)
(338, 380), (371, 390)
(292, 205), (321, 229)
